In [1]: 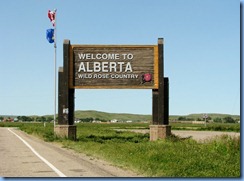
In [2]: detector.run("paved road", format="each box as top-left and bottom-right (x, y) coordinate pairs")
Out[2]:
(0, 127), (139, 177)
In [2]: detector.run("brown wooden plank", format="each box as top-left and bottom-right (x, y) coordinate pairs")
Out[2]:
(157, 38), (165, 125)
(152, 89), (159, 124)
(154, 46), (159, 89)
(164, 77), (169, 125)
(61, 39), (74, 125)
(72, 85), (157, 89)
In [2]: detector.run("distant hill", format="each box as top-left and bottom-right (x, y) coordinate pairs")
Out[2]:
(188, 113), (240, 120)
(74, 110), (240, 122)
(0, 111), (240, 123)
(75, 110), (151, 122)
(170, 113), (240, 120)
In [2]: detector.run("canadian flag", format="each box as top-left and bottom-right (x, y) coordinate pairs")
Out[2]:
(48, 10), (56, 27)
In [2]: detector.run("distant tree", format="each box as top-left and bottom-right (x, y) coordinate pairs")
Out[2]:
(95, 117), (107, 122)
(20, 116), (28, 122)
(80, 117), (93, 122)
(17, 116), (22, 121)
(46, 117), (53, 122)
(27, 116), (33, 122)
(36, 116), (46, 122)
(235, 119), (240, 123)
(207, 116), (212, 121)
(18, 116), (33, 122)
(223, 116), (235, 123)
(178, 116), (186, 121)
(213, 117), (222, 123)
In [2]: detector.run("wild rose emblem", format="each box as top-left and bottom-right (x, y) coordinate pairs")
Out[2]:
(142, 73), (152, 84)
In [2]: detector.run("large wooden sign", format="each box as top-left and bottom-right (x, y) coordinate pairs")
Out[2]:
(57, 39), (170, 141)
(69, 45), (158, 89)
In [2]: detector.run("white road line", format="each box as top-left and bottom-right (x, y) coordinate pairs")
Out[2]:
(8, 128), (67, 177)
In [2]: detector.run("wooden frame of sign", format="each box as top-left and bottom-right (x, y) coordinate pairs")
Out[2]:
(56, 38), (170, 141)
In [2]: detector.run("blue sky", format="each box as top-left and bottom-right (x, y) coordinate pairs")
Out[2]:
(0, 0), (240, 116)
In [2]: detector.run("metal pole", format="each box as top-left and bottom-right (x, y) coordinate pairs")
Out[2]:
(54, 9), (57, 127)
(203, 114), (207, 127)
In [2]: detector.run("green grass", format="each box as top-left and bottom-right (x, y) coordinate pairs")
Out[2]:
(0, 122), (240, 177)
(61, 123), (240, 177)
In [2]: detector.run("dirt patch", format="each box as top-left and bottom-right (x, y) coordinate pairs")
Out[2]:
(116, 129), (240, 142)
(172, 130), (240, 142)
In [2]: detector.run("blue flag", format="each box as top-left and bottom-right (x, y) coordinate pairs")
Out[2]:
(46, 29), (54, 43)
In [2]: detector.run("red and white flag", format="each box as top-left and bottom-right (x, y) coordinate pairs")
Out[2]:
(48, 9), (56, 27)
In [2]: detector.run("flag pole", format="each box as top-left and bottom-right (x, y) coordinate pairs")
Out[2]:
(54, 9), (57, 127)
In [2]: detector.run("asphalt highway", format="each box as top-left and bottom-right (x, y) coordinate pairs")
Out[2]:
(0, 127), (139, 177)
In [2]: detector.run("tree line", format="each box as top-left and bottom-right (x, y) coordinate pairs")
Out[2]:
(17, 116), (54, 122)
(0, 115), (239, 124)
(0, 116), (54, 122)
(174, 116), (239, 123)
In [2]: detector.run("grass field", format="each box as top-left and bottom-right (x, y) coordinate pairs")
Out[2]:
(0, 122), (240, 177)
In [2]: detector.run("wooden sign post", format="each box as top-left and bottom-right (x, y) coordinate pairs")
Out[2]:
(150, 39), (171, 141)
(55, 38), (170, 141)
(54, 40), (76, 140)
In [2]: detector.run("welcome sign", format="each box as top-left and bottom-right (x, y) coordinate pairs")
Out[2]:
(57, 39), (170, 141)
(70, 45), (158, 89)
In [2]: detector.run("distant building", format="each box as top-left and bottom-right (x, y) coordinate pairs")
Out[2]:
(74, 118), (81, 123)
(3, 118), (14, 122)
(110, 119), (118, 123)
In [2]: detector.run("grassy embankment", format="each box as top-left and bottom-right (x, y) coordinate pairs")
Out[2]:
(1, 122), (240, 177)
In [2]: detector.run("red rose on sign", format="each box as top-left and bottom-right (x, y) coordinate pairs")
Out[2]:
(143, 73), (152, 82)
